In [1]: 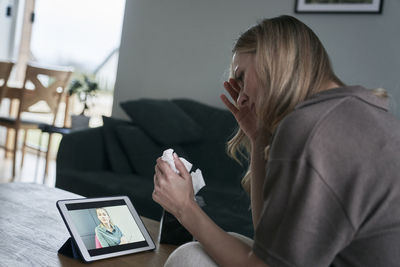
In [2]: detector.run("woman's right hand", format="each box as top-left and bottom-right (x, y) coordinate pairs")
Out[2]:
(220, 78), (258, 142)
(152, 154), (195, 220)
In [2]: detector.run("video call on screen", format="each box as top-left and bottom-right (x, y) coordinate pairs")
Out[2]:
(67, 200), (148, 256)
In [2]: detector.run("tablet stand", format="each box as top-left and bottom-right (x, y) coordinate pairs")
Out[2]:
(58, 237), (82, 260)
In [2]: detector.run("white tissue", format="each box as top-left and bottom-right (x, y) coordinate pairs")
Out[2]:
(190, 169), (205, 196)
(161, 148), (206, 195)
(161, 149), (192, 173)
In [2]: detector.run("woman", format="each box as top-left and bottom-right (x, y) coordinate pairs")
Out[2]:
(153, 15), (400, 266)
(95, 208), (128, 247)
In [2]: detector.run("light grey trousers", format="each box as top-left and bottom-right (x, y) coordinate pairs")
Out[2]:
(164, 233), (253, 267)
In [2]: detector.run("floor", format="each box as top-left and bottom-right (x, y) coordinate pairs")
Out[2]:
(0, 150), (56, 187)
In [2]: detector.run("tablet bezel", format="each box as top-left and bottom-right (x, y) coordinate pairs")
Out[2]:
(57, 196), (155, 262)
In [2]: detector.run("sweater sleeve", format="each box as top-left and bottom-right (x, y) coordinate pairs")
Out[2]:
(253, 159), (354, 267)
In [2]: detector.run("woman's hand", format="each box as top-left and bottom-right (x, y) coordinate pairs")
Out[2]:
(220, 78), (258, 142)
(152, 154), (195, 220)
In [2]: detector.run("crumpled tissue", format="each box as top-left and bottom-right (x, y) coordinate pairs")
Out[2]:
(161, 148), (205, 195)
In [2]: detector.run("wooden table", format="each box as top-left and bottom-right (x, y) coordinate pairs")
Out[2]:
(0, 183), (177, 266)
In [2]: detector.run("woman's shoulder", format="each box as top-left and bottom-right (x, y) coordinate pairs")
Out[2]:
(113, 224), (122, 233)
(269, 104), (324, 160)
(95, 224), (104, 233)
(272, 85), (398, 160)
(270, 86), (387, 159)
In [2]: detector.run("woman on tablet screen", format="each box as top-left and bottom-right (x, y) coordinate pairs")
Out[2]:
(95, 208), (128, 248)
(153, 15), (400, 266)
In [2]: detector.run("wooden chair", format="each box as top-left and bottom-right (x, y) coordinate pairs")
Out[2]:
(0, 63), (73, 179)
(0, 61), (14, 105)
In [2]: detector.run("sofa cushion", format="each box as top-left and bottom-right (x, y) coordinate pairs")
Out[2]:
(172, 99), (248, 188)
(120, 99), (203, 145)
(116, 124), (188, 179)
(102, 116), (133, 173)
(56, 127), (110, 171)
(116, 125), (161, 179)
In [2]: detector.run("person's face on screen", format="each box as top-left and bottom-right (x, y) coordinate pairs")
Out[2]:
(96, 209), (111, 225)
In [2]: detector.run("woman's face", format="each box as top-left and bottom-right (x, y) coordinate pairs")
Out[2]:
(96, 209), (110, 225)
(232, 52), (262, 113)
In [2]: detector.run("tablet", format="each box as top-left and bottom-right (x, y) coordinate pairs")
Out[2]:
(57, 196), (155, 262)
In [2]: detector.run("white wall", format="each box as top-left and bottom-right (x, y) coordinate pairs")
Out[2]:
(113, 0), (400, 119)
(0, 0), (20, 61)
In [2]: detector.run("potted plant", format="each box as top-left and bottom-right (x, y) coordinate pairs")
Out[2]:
(67, 74), (99, 129)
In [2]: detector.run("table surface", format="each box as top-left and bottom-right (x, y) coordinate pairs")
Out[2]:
(0, 183), (177, 267)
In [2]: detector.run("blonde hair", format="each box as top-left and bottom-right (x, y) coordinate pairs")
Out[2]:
(228, 15), (345, 193)
(96, 208), (115, 228)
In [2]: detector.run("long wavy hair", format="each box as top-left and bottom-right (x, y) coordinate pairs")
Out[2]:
(96, 208), (115, 228)
(227, 15), (345, 192)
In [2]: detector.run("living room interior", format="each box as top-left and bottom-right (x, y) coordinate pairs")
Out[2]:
(0, 0), (399, 266)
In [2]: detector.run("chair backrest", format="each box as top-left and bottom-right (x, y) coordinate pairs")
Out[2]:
(0, 61), (14, 101)
(20, 63), (73, 125)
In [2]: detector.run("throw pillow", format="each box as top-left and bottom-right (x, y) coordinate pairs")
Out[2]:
(120, 99), (203, 145)
(102, 116), (134, 173)
(116, 125), (188, 179)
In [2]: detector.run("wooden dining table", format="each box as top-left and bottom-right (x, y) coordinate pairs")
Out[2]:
(0, 182), (178, 266)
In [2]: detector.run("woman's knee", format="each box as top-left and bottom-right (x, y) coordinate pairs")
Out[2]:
(164, 241), (218, 267)
(164, 233), (253, 267)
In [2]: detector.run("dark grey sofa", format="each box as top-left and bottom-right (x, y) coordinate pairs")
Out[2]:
(56, 98), (253, 237)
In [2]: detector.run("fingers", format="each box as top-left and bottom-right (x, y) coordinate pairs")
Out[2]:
(156, 157), (174, 176)
(152, 188), (159, 203)
(154, 158), (169, 187)
(229, 78), (242, 96)
(152, 173), (160, 203)
(173, 153), (190, 180)
(223, 80), (239, 101)
(220, 94), (238, 115)
(153, 165), (166, 204)
(154, 157), (181, 184)
(221, 78), (243, 114)
(153, 174), (160, 187)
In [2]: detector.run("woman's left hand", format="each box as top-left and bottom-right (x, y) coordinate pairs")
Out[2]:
(152, 154), (195, 220)
(221, 79), (258, 142)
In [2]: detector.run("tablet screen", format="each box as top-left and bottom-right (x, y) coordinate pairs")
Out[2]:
(58, 197), (155, 262)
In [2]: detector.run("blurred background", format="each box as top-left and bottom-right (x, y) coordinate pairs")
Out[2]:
(0, 0), (125, 183)
(1, 0), (399, 184)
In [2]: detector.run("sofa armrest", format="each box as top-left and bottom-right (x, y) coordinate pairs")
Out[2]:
(56, 127), (109, 173)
